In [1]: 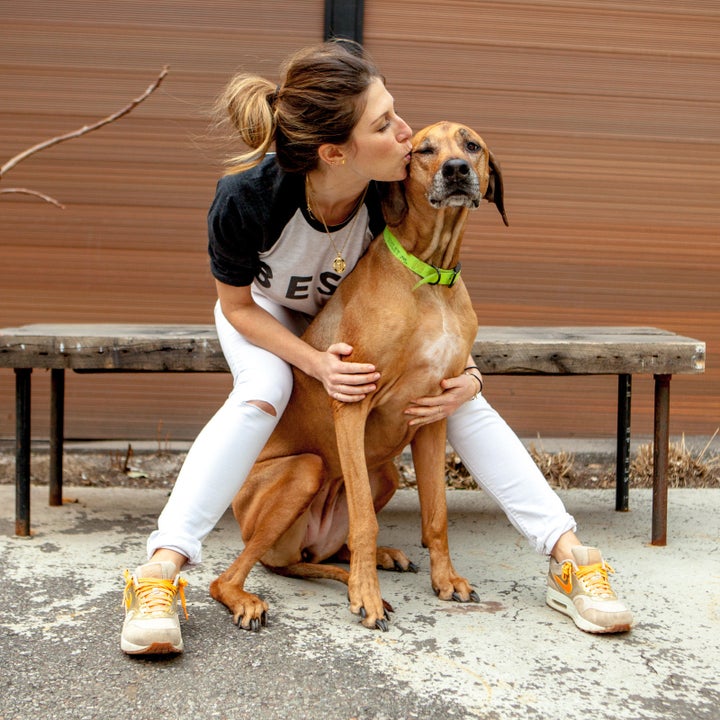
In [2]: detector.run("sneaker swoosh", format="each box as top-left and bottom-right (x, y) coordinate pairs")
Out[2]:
(553, 573), (573, 594)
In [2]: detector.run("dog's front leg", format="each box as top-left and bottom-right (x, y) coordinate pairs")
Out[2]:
(333, 402), (389, 630)
(411, 422), (479, 603)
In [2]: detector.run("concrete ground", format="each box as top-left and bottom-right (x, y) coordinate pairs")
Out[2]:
(1, 484), (718, 720)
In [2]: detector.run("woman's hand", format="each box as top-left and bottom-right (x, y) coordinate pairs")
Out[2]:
(404, 369), (482, 427)
(216, 282), (379, 404)
(316, 342), (380, 403)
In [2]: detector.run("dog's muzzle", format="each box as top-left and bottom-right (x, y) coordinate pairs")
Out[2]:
(428, 158), (481, 208)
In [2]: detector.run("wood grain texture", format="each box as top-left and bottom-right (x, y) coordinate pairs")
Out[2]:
(0, 323), (704, 376)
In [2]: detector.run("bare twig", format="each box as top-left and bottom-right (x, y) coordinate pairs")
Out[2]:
(0, 187), (66, 208)
(0, 66), (169, 208)
(1, 65), (169, 179)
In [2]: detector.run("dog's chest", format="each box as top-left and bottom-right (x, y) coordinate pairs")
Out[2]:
(411, 299), (474, 376)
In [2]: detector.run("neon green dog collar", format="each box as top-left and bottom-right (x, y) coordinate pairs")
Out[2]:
(383, 227), (462, 290)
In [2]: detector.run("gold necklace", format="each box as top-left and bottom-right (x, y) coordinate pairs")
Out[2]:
(305, 177), (369, 274)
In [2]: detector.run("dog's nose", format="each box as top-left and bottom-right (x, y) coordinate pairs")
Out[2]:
(442, 159), (471, 181)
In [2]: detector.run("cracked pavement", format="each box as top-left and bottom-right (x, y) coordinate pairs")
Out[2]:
(1, 486), (718, 720)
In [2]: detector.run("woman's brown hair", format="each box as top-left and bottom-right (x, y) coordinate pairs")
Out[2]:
(215, 39), (383, 175)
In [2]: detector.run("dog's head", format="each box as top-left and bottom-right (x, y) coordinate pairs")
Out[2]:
(381, 121), (508, 227)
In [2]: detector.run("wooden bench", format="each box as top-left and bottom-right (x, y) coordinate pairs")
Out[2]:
(0, 324), (706, 543)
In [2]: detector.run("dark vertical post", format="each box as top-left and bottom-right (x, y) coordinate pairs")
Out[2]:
(324, 0), (364, 43)
(15, 368), (32, 536)
(651, 374), (671, 546)
(615, 374), (632, 511)
(49, 368), (65, 506)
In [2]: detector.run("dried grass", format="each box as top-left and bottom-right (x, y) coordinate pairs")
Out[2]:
(629, 431), (720, 488)
(395, 430), (720, 491)
(528, 442), (576, 489)
(2, 431), (717, 491)
(444, 454), (479, 490)
(397, 452), (479, 490)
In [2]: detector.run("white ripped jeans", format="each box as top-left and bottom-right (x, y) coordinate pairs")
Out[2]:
(147, 298), (576, 565)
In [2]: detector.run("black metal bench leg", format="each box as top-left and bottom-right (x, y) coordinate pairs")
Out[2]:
(15, 368), (32, 536)
(49, 368), (65, 506)
(652, 374), (671, 546)
(615, 374), (632, 512)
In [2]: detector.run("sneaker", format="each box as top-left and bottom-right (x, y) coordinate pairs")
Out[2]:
(546, 546), (633, 634)
(121, 561), (188, 655)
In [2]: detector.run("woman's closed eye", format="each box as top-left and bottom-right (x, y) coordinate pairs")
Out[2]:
(378, 108), (402, 133)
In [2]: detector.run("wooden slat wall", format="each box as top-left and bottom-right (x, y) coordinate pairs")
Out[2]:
(0, 1), (324, 441)
(365, 0), (719, 439)
(0, 0), (717, 441)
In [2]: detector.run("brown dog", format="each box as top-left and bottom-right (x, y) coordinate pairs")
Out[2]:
(209, 121), (508, 631)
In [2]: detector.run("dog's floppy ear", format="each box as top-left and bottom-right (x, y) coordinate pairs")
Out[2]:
(377, 180), (408, 227)
(486, 151), (509, 227)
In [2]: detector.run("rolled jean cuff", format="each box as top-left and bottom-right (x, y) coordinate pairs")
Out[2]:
(537, 515), (578, 557)
(147, 530), (203, 567)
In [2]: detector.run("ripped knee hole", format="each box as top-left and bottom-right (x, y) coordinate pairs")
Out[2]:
(246, 399), (277, 417)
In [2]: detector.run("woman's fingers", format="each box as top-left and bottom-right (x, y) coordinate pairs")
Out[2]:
(323, 343), (379, 401)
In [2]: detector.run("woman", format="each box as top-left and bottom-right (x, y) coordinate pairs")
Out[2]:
(121, 40), (633, 655)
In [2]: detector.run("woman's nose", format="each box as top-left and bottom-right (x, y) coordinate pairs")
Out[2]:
(397, 117), (413, 142)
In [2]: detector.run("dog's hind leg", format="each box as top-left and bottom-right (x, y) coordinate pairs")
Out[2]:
(330, 544), (418, 573)
(269, 562), (349, 584)
(209, 453), (325, 631)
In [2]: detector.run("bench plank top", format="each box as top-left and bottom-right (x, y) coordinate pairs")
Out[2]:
(471, 325), (705, 375)
(0, 323), (706, 376)
(0, 324), (226, 372)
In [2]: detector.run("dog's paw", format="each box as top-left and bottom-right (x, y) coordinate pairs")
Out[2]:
(433, 579), (480, 603)
(348, 569), (392, 631)
(210, 578), (270, 632)
(220, 591), (269, 632)
(376, 546), (418, 573)
(358, 605), (391, 632)
(234, 608), (268, 632)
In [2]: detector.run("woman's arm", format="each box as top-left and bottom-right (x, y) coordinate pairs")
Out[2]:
(216, 280), (380, 402)
(403, 353), (483, 427)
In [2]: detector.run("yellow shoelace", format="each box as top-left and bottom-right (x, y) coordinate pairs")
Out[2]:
(123, 570), (189, 619)
(569, 561), (616, 597)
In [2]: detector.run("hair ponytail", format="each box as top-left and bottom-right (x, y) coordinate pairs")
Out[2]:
(215, 74), (278, 174)
(215, 40), (382, 176)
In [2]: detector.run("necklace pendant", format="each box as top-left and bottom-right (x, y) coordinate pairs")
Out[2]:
(332, 254), (347, 274)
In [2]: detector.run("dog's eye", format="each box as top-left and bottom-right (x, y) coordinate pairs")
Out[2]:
(466, 141), (481, 153)
(414, 145), (434, 155)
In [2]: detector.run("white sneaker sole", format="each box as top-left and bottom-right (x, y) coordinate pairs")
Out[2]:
(121, 637), (183, 655)
(546, 586), (632, 634)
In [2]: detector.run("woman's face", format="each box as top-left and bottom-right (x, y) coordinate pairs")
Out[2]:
(344, 78), (413, 182)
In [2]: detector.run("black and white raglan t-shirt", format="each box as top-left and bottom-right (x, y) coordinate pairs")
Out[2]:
(208, 155), (386, 319)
